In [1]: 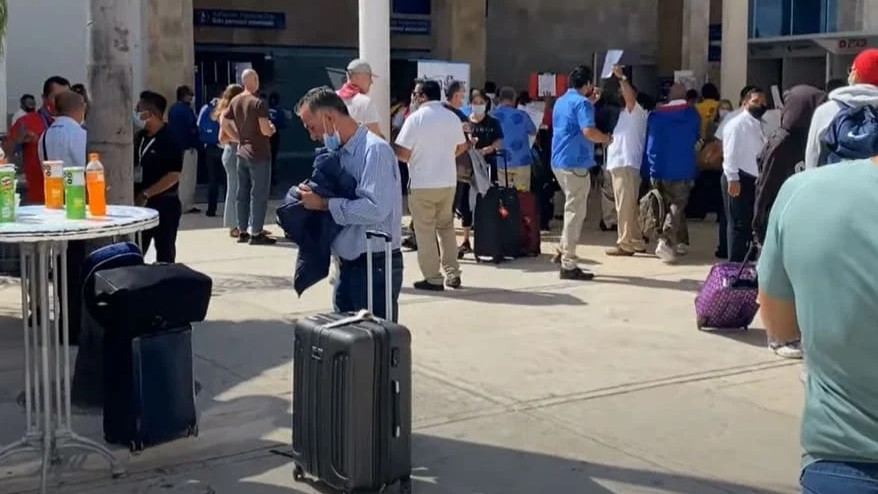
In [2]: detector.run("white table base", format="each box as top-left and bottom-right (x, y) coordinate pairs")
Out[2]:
(0, 241), (124, 493)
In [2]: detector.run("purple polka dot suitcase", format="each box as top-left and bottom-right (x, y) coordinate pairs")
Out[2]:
(695, 261), (759, 330)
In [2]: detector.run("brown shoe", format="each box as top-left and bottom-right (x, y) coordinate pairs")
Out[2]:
(605, 247), (635, 257)
(230, 228), (240, 238)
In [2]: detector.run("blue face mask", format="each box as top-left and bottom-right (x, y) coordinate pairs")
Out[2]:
(322, 119), (341, 151)
(133, 110), (146, 129)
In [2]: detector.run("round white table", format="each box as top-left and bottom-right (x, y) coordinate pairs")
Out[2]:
(0, 205), (159, 493)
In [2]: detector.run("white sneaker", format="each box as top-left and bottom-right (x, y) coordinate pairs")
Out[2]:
(771, 341), (804, 360)
(675, 243), (689, 256)
(655, 240), (676, 264)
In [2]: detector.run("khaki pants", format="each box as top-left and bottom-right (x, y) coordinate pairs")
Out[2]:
(651, 179), (693, 247)
(409, 187), (460, 284)
(610, 167), (646, 252)
(553, 168), (592, 270)
(600, 168), (617, 227)
(497, 165), (531, 191)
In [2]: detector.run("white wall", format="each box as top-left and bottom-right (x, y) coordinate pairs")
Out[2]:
(5, 0), (144, 124)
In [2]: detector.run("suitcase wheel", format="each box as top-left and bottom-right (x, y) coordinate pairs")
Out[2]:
(293, 465), (305, 482)
(399, 477), (412, 494)
(129, 440), (144, 454)
(187, 425), (199, 438)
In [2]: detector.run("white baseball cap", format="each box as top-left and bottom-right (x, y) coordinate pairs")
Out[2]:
(346, 59), (377, 77)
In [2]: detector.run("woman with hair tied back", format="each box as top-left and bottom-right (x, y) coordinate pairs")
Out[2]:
(213, 83), (246, 239)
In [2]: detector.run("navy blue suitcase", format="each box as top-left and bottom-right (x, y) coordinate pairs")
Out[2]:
(103, 325), (198, 452)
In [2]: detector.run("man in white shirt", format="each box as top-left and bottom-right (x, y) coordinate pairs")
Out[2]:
(605, 65), (648, 256)
(394, 80), (469, 291)
(338, 59), (384, 139)
(722, 87), (767, 262)
(38, 90), (86, 167)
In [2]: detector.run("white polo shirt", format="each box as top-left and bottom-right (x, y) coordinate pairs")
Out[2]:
(38, 116), (87, 167)
(342, 93), (380, 126)
(722, 111), (765, 180)
(395, 101), (466, 189)
(606, 103), (648, 171)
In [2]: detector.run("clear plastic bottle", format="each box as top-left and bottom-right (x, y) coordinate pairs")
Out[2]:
(85, 152), (106, 216)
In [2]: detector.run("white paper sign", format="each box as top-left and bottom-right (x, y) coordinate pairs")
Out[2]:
(771, 85), (784, 110)
(537, 73), (556, 97)
(601, 50), (624, 79)
(417, 61), (471, 103)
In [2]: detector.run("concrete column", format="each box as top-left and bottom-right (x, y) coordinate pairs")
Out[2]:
(720, 0), (749, 101)
(682, 0), (711, 86)
(144, 0), (194, 108)
(359, 0), (391, 139)
(433, 0), (486, 88)
(0, 38), (7, 134)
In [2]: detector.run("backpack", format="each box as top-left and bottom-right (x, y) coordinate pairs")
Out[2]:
(820, 103), (878, 165)
(639, 188), (665, 242)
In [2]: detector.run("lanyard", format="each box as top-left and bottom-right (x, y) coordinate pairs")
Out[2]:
(139, 136), (156, 161)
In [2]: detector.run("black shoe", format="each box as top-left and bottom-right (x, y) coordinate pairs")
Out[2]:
(249, 234), (277, 245)
(413, 280), (444, 291)
(599, 220), (617, 232)
(560, 267), (595, 281)
(237, 233), (251, 244)
(402, 236), (418, 251)
(446, 276), (462, 289)
(205, 210), (217, 218)
(457, 241), (471, 259)
(185, 207), (202, 214)
(715, 249), (728, 259)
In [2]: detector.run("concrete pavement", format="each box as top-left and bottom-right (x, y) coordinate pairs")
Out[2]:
(0, 206), (804, 494)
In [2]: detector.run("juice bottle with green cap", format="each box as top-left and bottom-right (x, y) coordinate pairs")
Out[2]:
(64, 167), (86, 219)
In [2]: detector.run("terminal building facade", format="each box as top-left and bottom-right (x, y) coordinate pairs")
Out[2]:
(2, 0), (875, 180)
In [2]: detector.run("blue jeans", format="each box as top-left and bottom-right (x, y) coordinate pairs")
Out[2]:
(333, 251), (403, 322)
(222, 144), (239, 229)
(236, 156), (271, 234)
(801, 461), (878, 493)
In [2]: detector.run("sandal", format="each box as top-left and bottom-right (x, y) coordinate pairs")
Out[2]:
(230, 228), (240, 238)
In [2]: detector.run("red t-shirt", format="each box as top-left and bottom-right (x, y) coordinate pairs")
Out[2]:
(10, 109), (52, 203)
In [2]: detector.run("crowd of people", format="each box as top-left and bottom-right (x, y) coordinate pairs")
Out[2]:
(284, 50), (878, 493)
(4, 48), (878, 491)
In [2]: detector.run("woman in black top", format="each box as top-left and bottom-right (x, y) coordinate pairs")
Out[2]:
(455, 91), (503, 257)
(133, 90), (184, 263)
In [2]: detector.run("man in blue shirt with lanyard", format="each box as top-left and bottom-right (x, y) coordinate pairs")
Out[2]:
(551, 65), (613, 280)
(295, 87), (403, 322)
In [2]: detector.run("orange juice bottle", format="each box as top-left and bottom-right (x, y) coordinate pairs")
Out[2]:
(43, 161), (64, 209)
(85, 153), (106, 216)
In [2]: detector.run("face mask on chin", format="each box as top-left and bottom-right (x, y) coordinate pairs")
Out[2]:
(133, 110), (147, 129)
(719, 109), (730, 119)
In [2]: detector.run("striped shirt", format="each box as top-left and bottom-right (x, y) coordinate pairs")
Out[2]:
(328, 126), (402, 260)
(38, 116), (87, 167)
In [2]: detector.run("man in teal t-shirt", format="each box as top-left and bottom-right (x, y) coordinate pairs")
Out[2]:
(757, 159), (878, 492)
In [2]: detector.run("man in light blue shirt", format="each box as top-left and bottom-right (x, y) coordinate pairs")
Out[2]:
(757, 159), (878, 492)
(38, 90), (86, 167)
(492, 86), (537, 190)
(551, 65), (613, 281)
(295, 87), (403, 321)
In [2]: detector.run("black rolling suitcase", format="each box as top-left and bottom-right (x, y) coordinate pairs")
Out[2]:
(94, 263), (211, 452)
(291, 230), (412, 494)
(103, 325), (198, 452)
(473, 152), (521, 263)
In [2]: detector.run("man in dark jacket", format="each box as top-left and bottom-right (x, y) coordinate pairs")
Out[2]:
(753, 85), (825, 246)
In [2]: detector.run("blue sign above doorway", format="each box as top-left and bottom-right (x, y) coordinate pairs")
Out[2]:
(393, 0), (431, 15)
(194, 9), (287, 30)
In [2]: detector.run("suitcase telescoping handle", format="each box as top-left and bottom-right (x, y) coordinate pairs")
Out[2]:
(365, 230), (393, 320)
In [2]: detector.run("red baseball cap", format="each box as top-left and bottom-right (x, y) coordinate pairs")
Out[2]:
(852, 49), (878, 86)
